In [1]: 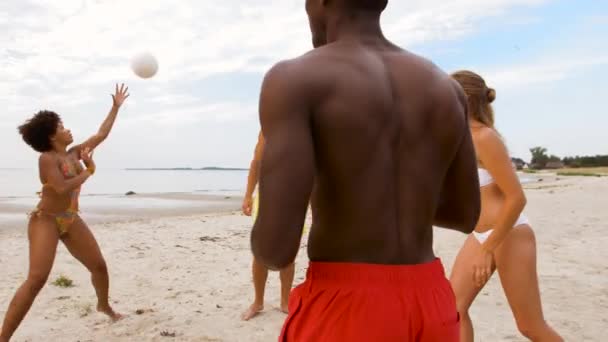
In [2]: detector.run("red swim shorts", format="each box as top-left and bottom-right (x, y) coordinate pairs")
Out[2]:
(279, 258), (459, 341)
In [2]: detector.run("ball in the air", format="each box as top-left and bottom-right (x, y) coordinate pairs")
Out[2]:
(130, 52), (158, 79)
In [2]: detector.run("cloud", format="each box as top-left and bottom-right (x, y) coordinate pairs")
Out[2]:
(588, 14), (608, 25)
(1, 0), (553, 88)
(483, 56), (608, 89)
(6, 0), (586, 168)
(121, 102), (256, 127)
(1, 0), (552, 114)
(383, 0), (550, 45)
(466, 15), (608, 90)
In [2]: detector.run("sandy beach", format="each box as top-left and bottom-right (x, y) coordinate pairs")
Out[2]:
(0, 175), (607, 341)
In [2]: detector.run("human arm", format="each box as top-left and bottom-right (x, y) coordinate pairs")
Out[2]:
(70, 84), (129, 155)
(434, 84), (481, 233)
(250, 62), (315, 270)
(475, 128), (527, 252)
(471, 127), (526, 286)
(39, 150), (94, 195)
(242, 133), (265, 216)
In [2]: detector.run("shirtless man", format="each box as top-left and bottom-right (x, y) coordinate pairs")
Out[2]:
(241, 131), (295, 321)
(250, 0), (480, 340)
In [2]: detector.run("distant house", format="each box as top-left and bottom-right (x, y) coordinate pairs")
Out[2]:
(529, 163), (543, 170)
(545, 161), (564, 169)
(511, 158), (527, 170)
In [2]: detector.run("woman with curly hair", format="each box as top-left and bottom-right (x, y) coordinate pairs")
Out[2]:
(0, 84), (129, 342)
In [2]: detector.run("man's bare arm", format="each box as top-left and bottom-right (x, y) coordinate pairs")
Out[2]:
(251, 61), (315, 270)
(434, 83), (481, 233)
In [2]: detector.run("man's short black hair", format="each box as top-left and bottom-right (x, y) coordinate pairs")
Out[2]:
(18, 110), (60, 153)
(346, 0), (388, 12)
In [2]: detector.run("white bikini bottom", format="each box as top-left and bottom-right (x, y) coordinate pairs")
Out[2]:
(472, 214), (530, 244)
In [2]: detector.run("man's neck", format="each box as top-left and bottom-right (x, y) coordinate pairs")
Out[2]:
(325, 12), (385, 44)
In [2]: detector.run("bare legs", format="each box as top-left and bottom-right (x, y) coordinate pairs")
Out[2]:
(494, 226), (562, 341)
(61, 217), (122, 321)
(0, 215), (120, 341)
(450, 234), (493, 342)
(450, 225), (563, 341)
(241, 258), (295, 321)
(0, 217), (59, 341)
(279, 261), (295, 313)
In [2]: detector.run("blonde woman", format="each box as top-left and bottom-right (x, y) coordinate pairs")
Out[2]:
(449, 70), (562, 341)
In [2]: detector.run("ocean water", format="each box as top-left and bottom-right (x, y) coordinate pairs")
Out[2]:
(0, 168), (537, 228)
(0, 168), (536, 214)
(0, 168), (249, 199)
(0, 169), (249, 225)
(0, 168), (537, 200)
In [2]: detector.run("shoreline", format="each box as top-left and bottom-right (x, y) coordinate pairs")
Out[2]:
(0, 193), (243, 232)
(0, 173), (567, 232)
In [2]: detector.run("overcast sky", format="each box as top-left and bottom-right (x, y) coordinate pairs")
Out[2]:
(1, 0), (606, 169)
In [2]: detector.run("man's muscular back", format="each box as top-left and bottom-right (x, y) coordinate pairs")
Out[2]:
(252, 39), (479, 268)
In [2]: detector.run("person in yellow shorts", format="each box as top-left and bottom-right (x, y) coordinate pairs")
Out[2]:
(241, 132), (305, 321)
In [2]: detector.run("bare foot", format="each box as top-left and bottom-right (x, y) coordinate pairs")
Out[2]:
(97, 304), (124, 322)
(241, 303), (264, 321)
(280, 302), (289, 314)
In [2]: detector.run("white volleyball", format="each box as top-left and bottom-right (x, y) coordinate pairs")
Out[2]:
(130, 52), (158, 79)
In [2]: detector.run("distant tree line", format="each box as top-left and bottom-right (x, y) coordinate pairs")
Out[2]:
(562, 155), (608, 168)
(528, 146), (608, 169)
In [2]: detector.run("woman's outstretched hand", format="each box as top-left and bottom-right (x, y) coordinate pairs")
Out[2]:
(112, 83), (129, 108)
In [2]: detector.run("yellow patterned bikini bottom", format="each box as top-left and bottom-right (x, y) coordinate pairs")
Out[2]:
(29, 208), (78, 236)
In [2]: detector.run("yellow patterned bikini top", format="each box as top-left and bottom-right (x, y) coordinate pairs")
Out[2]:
(39, 159), (82, 213)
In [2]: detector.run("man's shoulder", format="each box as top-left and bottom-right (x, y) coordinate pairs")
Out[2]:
(412, 58), (464, 108)
(381, 47), (456, 95)
(261, 50), (330, 97)
(264, 49), (328, 79)
(396, 54), (467, 123)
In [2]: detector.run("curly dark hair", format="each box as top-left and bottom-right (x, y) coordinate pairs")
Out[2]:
(18, 110), (61, 153)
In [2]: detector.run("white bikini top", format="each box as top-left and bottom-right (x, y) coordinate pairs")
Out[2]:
(478, 168), (494, 187)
